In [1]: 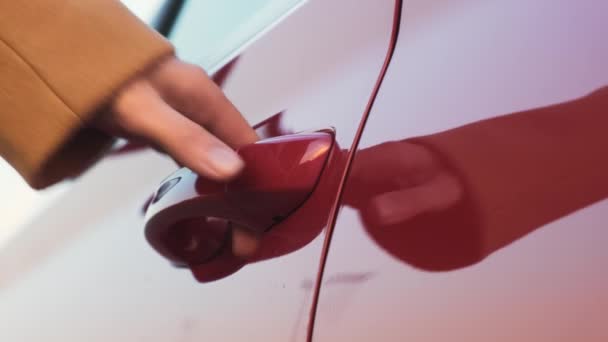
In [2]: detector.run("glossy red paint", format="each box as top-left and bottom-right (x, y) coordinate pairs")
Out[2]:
(313, 0), (608, 340)
(144, 132), (334, 268)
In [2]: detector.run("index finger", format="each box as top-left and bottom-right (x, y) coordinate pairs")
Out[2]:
(150, 59), (259, 149)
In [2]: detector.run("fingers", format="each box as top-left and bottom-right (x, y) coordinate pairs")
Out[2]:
(369, 171), (464, 225)
(102, 57), (258, 180)
(150, 59), (259, 149)
(111, 79), (244, 180)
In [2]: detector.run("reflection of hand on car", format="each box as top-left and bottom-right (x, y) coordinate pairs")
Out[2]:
(347, 141), (463, 225)
(346, 86), (608, 271)
(344, 141), (481, 271)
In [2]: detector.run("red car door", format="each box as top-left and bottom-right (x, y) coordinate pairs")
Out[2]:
(0, 0), (398, 341)
(313, 0), (608, 340)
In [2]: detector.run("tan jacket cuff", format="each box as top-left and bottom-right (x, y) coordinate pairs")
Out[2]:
(0, 0), (174, 188)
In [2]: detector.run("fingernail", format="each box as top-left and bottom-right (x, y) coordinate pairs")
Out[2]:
(207, 145), (244, 178)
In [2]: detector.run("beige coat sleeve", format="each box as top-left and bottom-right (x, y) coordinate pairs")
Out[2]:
(0, 0), (174, 189)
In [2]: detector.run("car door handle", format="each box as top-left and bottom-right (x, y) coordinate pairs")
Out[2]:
(144, 131), (334, 267)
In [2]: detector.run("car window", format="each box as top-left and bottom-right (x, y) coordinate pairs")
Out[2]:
(121, 0), (169, 25)
(170, 0), (307, 74)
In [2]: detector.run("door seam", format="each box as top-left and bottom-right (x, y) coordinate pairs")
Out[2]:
(305, 1), (404, 340)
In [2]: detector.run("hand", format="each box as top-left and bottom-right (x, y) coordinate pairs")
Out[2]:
(98, 56), (261, 258)
(95, 56), (259, 180)
(348, 141), (464, 225)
